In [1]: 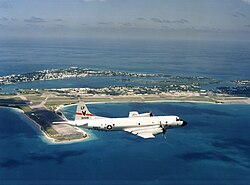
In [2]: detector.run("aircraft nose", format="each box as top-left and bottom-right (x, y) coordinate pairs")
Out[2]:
(182, 121), (188, 127)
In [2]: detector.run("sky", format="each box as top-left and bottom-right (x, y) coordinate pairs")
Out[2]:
(1, 0), (250, 41)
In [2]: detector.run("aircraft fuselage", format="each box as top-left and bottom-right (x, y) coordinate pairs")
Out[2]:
(69, 116), (186, 131)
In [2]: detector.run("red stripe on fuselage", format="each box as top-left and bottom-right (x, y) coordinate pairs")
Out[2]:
(76, 112), (94, 116)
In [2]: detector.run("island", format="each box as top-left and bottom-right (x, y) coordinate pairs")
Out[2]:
(0, 67), (249, 143)
(0, 67), (161, 85)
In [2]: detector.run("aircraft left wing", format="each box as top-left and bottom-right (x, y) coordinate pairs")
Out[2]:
(123, 125), (163, 139)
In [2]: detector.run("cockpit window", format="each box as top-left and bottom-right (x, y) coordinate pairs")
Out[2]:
(176, 117), (179, 121)
(176, 117), (183, 121)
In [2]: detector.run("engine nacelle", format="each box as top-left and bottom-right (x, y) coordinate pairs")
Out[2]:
(129, 111), (153, 118)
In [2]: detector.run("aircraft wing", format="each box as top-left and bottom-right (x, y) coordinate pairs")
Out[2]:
(123, 125), (163, 139)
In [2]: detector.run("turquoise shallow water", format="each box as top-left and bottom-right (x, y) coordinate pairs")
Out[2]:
(0, 102), (250, 185)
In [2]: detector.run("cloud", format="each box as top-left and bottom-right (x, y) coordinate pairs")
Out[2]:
(0, 17), (9, 21)
(0, 1), (11, 9)
(0, 17), (8, 21)
(121, 22), (132, 27)
(98, 22), (113, 25)
(54, 18), (63, 22)
(0, 17), (18, 22)
(232, 12), (246, 18)
(137, 17), (146, 21)
(11, 18), (18, 22)
(150, 17), (162, 23)
(25, 23), (41, 28)
(242, 0), (250, 4)
(161, 25), (170, 29)
(55, 24), (67, 28)
(163, 19), (189, 24)
(172, 19), (189, 23)
(150, 17), (189, 24)
(24, 17), (47, 23)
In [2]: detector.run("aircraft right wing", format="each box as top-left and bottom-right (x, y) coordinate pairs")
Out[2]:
(123, 125), (163, 139)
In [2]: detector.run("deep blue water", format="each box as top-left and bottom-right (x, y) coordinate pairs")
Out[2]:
(1, 39), (250, 79)
(0, 102), (250, 185)
(1, 38), (250, 92)
(0, 38), (250, 184)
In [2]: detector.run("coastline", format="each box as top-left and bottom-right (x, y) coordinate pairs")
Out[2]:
(1, 106), (91, 144)
(59, 97), (250, 107)
(23, 109), (90, 144)
(1, 95), (249, 145)
(57, 98), (250, 143)
(29, 116), (91, 144)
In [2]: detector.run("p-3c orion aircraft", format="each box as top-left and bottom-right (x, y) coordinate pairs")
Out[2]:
(57, 102), (187, 139)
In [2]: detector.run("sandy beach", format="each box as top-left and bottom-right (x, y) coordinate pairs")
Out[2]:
(3, 93), (250, 145)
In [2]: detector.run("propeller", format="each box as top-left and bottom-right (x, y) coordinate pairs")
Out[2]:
(162, 127), (167, 139)
(160, 123), (167, 139)
(162, 128), (166, 134)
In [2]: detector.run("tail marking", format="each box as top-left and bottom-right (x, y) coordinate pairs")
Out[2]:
(75, 102), (95, 120)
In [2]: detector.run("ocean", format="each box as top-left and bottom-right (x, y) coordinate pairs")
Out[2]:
(0, 38), (250, 185)
(0, 102), (250, 185)
(1, 39), (250, 92)
(1, 39), (250, 78)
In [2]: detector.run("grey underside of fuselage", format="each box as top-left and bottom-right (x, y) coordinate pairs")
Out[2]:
(86, 121), (180, 131)
(86, 123), (159, 131)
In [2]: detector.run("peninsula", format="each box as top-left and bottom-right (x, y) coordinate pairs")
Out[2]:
(0, 67), (249, 143)
(0, 67), (160, 85)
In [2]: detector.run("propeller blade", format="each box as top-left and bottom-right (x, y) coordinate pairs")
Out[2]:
(161, 127), (167, 139)
(163, 128), (166, 134)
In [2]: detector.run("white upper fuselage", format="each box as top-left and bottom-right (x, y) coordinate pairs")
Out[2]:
(68, 115), (184, 130)
(59, 101), (188, 138)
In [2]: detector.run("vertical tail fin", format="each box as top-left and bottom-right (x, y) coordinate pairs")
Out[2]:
(75, 102), (95, 120)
